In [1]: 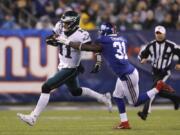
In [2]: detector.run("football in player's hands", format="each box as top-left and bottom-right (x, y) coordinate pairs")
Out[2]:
(56, 35), (70, 45)
(46, 34), (57, 42)
(47, 34), (58, 40)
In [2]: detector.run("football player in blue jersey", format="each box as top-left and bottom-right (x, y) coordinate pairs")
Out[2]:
(56, 22), (175, 129)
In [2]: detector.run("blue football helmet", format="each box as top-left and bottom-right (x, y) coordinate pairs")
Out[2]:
(99, 22), (115, 36)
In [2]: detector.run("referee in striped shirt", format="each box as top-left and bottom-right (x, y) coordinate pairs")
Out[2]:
(138, 25), (180, 120)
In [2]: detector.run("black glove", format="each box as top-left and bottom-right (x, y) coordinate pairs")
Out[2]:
(46, 34), (61, 46)
(90, 61), (101, 73)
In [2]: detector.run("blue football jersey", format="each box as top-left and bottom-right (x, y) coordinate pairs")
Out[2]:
(96, 34), (135, 78)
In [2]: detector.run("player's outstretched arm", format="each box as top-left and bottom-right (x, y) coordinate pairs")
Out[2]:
(90, 53), (102, 73)
(69, 42), (102, 52)
(56, 35), (102, 52)
(138, 44), (151, 63)
(140, 58), (148, 64)
(174, 46), (180, 70)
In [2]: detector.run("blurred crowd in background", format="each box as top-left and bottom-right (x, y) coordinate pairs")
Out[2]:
(0, 0), (180, 31)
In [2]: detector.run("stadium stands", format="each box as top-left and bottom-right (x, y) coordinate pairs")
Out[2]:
(0, 0), (179, 30)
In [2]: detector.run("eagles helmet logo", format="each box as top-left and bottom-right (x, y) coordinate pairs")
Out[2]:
(61, 11), (80, 32)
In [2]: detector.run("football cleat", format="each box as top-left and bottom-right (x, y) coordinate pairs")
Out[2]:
(17, 113), (36, 126)
(172, 99), (179, 110)
(137, 111), (148, 120)
(104, 92), (113, 113)
(114, 121), (131, 129)
(156, 80), (175, 93)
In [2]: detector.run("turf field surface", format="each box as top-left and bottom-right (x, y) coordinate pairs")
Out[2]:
(0, 108), (180, 135)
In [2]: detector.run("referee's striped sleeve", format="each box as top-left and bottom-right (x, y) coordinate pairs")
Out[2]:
(174, 45), (180, 63)
(139, 43), (151, 60)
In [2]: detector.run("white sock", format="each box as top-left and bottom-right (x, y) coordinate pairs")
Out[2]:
(147, 88), (159, 98)
(120, 113), (128, 122)
(148, 95), (155, 113)
(81, 87), (105, 103)
(31, 93), (50, 117)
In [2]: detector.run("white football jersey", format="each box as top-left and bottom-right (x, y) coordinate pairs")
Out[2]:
(53, 22), (91, 69)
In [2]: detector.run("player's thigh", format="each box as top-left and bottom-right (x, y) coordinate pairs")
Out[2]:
(123, 69), (139, 105)
(65, 76), (83, 96)
(113, 78), (125, 98)
(45, 68), (77, 89)
(65, 75), (80, 90)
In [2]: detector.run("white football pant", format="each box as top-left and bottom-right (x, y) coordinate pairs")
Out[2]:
(113, 69), (139, 105)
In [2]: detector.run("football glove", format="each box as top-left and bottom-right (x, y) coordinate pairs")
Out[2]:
(90, 61), (102, 73)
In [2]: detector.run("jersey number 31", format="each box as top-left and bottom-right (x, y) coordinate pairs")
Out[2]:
(113, 41), (128, 60)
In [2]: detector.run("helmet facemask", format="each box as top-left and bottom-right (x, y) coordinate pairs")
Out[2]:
(99, 22), (115, 36)
(61, 11), (80, 32)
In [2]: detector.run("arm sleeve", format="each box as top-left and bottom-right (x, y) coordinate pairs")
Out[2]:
(80, 31), (92, 44)
(138, 43), (151, 60)
(95, 52), (102, 62)
(174, 45), (180, 64)
(90, 52), (103, 73)
(94, 37), (103, 61)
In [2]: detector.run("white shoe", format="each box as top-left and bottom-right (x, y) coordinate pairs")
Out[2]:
(17, 113), (36, 126)
(104, 92), (113, 113)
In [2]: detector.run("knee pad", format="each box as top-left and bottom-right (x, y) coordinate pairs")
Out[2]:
(42, 83), (51, 93)
(69, 88), (82, 96)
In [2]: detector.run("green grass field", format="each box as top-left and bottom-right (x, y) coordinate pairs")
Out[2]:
(0, 109), (180, 135)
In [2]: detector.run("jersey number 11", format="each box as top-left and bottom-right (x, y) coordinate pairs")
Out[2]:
(59, 45), (72, 58)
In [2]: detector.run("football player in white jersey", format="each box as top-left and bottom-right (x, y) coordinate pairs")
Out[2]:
(17, 11), (112, 126)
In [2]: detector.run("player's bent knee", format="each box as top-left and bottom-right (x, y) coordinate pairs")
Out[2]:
(112, 91), (119, 98)
(134, 100), (140, 107)
(112, 92), (124, 99)
(134, 103), (138, 107)
(70, 88), (82, 96)
(42, 83), (52, 93)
